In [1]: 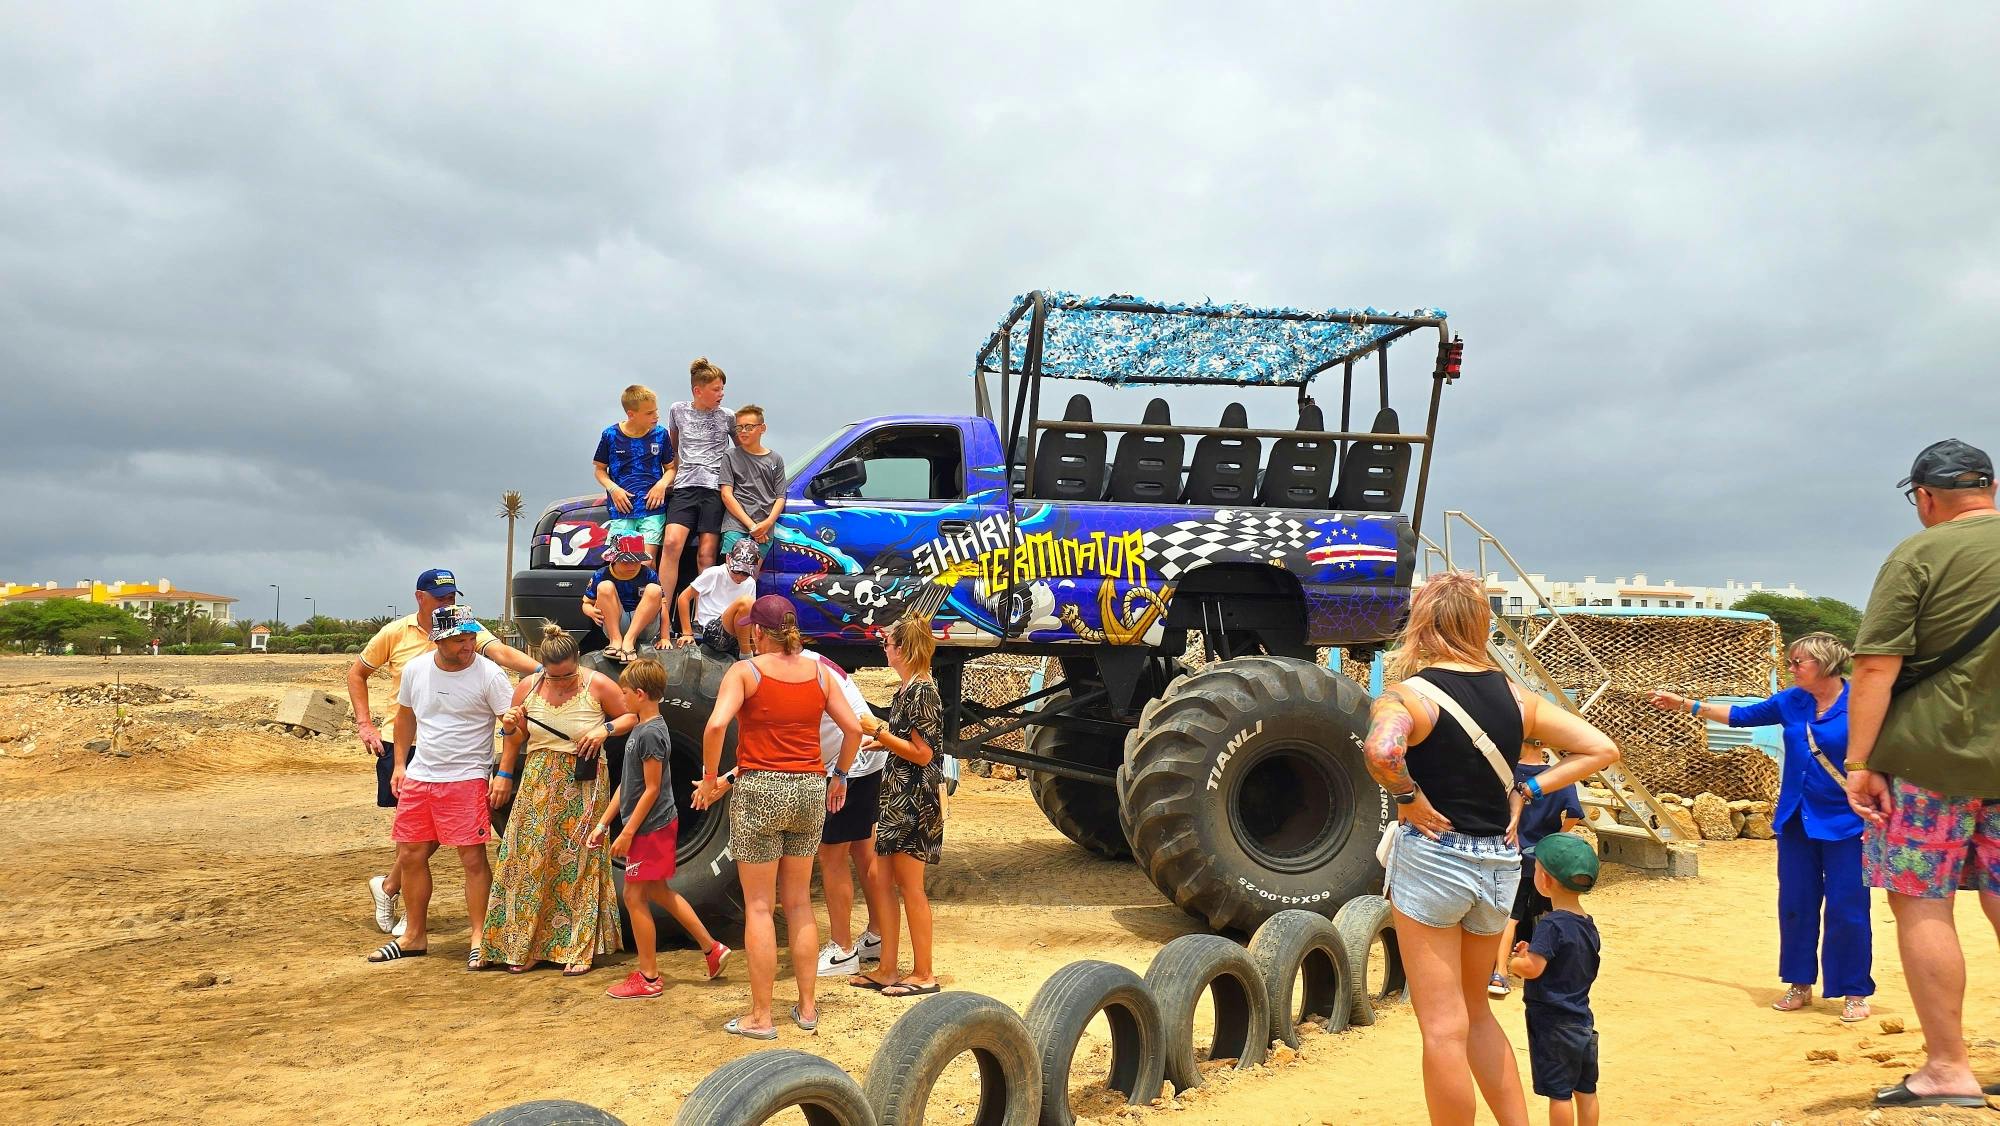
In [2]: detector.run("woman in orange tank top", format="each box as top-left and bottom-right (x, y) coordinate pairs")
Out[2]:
(694, 595), (861, 1040)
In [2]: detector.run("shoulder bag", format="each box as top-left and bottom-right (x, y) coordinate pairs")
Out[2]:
(1376, 675), (1518, 869)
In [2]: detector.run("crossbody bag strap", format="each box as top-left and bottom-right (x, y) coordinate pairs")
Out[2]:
(1401, 676), (1514, 792)
(1801, 722), (1847, 785)
(1892, 597), (2000, 696)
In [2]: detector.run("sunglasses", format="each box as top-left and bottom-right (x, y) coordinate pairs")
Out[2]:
(735, 422), (764, 432)
(1786, 657), (1817, 667)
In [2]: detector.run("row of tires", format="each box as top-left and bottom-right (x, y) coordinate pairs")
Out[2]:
(472, 898), (1409, 1126)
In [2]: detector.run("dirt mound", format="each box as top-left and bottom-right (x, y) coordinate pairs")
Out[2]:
(54, 681), (195, 707)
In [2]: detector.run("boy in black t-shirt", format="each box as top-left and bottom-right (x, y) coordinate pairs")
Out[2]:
(1508, 831), (1603, 1126)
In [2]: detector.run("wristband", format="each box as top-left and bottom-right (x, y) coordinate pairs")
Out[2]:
(830, 768), (848, 781)
(603, 719), (615, 734)
(1392, 788), (1418, 806)
(495, 769), (515, 780)
(1523, 775), (1544, 800)
(1845, 761), (1869, 771)
(1689, 699), (1700, 716)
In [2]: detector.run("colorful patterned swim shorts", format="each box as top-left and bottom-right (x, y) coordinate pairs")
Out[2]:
(1863, 778), (2000, 898)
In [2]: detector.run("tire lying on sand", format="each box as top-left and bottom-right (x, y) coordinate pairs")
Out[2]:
(673, 1049), (875, 1126)
(863, 991), (1041, 1126)
(1022, 960), (1168, 1126)
(1331, 894), (1406, 1028)
(472, 1100), (626, 1126)
(1143, 933), (1270, 1093)
(1026, 694), (1131, 861)
(596, 645), (743, 940)
(1118, 656), (1384, 934)
(1248, 908), (1353, 1048)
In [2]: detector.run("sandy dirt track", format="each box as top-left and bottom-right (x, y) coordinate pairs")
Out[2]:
(1, 655), (1996, 1126)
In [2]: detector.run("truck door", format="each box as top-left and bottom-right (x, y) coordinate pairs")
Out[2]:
(772, 420), (1007, 643)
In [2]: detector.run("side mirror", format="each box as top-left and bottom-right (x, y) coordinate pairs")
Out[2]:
(811, 458), (867, 498)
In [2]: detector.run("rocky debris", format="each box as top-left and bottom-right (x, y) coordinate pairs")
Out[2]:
(84, 738), (112, 752)
(1879, 1018), (1905, 1034)
(56, 682), (193, 707)
(1692, 792), (1739, 840)
(177, 972), (222, 991)
(1660, 803), (1701, 841)
(1268, 1041), (1298, 1067)
(1805, 1048), (1840, 1061)
(1741, 811), (1777, 840)
(988, 764), (1019, 781)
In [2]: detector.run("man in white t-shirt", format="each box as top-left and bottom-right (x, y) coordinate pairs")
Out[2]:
(804, 650), (893, 976)
(674, 536), (761, 654)
(367, 606), (518, 966)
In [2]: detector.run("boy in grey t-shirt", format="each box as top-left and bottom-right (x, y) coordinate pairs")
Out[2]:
(660, 358), (734, 607)
(588, 658), (728, 997)
(721, 403), (787, 559)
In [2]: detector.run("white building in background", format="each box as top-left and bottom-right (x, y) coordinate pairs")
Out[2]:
(1475, 573), (1812, 617)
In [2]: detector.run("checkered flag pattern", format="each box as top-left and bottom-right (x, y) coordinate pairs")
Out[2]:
(1147, 511), (1315, 579)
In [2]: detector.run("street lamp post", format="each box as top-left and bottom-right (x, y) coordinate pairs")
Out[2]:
(269, 583), (281, 629)
(305, 596), (317, 624)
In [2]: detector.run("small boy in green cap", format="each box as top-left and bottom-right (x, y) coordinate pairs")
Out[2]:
(1509, 831), (1603, 1126)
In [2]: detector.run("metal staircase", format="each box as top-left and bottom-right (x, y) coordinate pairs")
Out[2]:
(1417, 511), (1690, 854)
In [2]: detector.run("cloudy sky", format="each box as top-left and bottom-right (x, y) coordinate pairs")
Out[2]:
(3, 4), (1994, 621)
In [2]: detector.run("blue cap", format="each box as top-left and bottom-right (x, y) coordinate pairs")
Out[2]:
(415, 568), (460, 598)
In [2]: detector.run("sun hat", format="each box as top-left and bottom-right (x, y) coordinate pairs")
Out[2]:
(609, 535), (649, 564)
(428, 604), (481, 642)
(1898, 439), (1994, 491)
(1536, 832), (1600, 894)
(726, 537), (762, 575)
(415, 568), (459, 597)
(746, 594), (796, 630)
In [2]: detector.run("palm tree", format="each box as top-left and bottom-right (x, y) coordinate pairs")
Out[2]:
(499, 490), (525, 627)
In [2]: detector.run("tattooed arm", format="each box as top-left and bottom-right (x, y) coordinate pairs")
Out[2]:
(1365, 685), (1452, 838)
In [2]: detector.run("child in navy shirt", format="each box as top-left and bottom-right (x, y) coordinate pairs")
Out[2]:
(1509, 832), (1603, 1126)
(1492, 738), (1586, 998)
(586, 536), (663, 661)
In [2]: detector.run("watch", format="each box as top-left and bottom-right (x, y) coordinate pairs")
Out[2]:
(1393, 789), (1419, 806)
(830, 767), (848, 781)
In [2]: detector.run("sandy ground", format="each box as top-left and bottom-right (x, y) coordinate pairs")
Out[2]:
(1, 654), (1997, 1126)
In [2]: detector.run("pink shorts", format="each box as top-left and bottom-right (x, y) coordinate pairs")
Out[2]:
(1864, 778), (2000, 898)
(623, 822), (678, 883)
(392, 778), (492, 847)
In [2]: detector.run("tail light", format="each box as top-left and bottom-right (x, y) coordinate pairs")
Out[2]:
(1436, 337), (1464, 382)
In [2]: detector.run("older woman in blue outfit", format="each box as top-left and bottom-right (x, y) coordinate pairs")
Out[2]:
(1651, 631), (1874, 1022)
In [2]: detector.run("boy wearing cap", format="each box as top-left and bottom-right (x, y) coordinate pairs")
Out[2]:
(675, 537), (761, 654)
(593, 383), (674, 569)
(1845, 438), (2000, 1110)
(367, 605), (521, 966)
(586, 535), (664, 662)
(348, 568), (539, 935)
(1508, 833), (1603, 1126)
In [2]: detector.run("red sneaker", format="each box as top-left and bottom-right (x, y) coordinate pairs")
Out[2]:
(606, 971), (663, 1000)
(705, 943), (731, 981)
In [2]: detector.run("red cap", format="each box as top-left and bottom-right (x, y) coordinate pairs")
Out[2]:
(747, 594), (796, 630)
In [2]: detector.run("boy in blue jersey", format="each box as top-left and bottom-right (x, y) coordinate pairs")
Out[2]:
(1509, 832), (1604, 1126)
(593, 384), (674, 568)
(588, 536), (664, 661)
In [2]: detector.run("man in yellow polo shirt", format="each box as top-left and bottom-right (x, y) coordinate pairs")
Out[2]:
(346, 568), (539, 935)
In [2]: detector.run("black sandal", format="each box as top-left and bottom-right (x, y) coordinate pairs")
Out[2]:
(881, 981), (941, 998)
(367, 941), (426, 963)
(1874, 1076), (1988, 1108)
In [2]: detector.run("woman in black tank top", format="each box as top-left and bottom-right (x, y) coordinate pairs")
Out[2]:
(1362, 572), (1621, 1126)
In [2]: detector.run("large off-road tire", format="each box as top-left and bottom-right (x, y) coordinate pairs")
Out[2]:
(1143, 934), (1269, 1093)
(1026, 694), (1131, 861)
(590, 645), (744, 941)
(1247, 909), (1352, 1048)
(1022, 960), (1168, 1126)
(863, 991), (1041, 1126)
(1118, 656), (1385, 934)
(674, 1049), (876, 1126)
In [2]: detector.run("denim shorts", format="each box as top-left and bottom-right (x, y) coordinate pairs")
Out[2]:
(1386, 825), (1521, 935)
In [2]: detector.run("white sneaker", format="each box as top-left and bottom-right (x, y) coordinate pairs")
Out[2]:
(392, 917), (406, 938)
(370, 876), (399, 934)
(857, 930), (882, 965)
(816, 942), (859, 977)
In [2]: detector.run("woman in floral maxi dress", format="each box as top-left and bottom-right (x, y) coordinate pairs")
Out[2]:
(481, 624), (631, 974)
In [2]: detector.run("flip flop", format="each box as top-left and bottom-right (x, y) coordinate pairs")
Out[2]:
(848, 976), (889, 991)
(367, 941), (426, 963)
(881, 981), (941, 998)
(563, 964), (593, 978)
(1874, 1076), (1989, 1108)
(722, 1017), (778, 1041)
(791, 1004), (818, 1032)
(506, 963), (533, 975)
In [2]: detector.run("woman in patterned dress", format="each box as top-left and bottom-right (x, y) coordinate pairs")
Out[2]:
(848, 613), (945, 997)
(481, 623), (632, 974)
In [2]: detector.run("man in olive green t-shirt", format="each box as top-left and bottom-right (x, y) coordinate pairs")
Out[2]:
(1843, 439), (2000, 1110)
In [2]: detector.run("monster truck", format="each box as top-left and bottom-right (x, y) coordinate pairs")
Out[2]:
(513, 291), (1462, 934)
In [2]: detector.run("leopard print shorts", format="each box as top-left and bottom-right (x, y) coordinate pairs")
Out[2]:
(729, 770), (828, 864)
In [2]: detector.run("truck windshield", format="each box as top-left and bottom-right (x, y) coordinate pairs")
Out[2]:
(784, 423), (854, 485)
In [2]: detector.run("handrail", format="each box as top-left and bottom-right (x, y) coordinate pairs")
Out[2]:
(1029, 419), (1430, 445)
